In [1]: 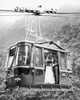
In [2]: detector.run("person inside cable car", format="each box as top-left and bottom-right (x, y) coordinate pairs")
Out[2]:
(45, 53), (55, 84)
(52, 53), (59, 84)
(44, 51), (59, 84)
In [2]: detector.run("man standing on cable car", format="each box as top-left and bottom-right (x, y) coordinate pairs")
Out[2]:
(52, 53), (59, 84)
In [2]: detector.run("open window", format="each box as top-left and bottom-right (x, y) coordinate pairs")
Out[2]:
(44, 49), (58, 66)
(7, 47), (16, 69)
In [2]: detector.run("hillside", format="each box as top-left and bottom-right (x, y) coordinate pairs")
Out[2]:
(0, 14), (80, 50)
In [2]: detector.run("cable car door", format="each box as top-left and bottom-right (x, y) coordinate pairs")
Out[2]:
(32, 47), (45, 84)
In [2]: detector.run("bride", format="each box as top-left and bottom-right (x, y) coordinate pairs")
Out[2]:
(45, 54), (55, 84)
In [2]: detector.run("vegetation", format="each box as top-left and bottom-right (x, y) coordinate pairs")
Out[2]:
(56, 22), (80, 80)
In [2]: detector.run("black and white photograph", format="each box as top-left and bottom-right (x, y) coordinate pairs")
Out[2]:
(0, 0), (80, 100)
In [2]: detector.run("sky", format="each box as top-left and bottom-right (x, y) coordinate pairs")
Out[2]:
(0, 0), (80, 10)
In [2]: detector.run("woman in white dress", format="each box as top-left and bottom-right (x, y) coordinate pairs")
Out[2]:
(45, 54), (55, 84)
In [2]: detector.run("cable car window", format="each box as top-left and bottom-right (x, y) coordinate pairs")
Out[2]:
(67, 54), (72, 70)
(14, 68), (30, 75)
(7, 47), (16, 69)
(61, 52), (66, 70)
(35, 47), (43, 67)
(35, 69), (43, 76)
(17, 45), (30, 66)
(9, 48), (15, 56)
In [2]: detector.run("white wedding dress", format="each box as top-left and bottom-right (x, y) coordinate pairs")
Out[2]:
(45, 65), (55, 84)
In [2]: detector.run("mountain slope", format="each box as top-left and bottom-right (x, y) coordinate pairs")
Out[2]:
(0, 14), (80, 50)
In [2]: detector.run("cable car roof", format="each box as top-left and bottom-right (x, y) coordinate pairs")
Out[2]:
(8, 40), (68, 53)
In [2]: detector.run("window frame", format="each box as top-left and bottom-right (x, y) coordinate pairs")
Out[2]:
(16, 44), (30, 66)
(67, 53), (72, 71)
(60, 52), (67, 70)
(7, 46), (16, 69)
(33, 46), (43, 68)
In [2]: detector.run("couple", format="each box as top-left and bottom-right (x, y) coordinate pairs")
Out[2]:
(45, 53), (58, 84)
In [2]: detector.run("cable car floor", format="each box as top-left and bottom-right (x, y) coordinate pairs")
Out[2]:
(12, 84), (71, 90)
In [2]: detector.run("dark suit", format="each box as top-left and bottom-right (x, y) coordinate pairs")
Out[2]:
(53, 65), (59, 84)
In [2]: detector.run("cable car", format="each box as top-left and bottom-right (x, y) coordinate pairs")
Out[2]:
(5, 40), (72, 89)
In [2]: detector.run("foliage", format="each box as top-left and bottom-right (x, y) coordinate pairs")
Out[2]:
(56, 22), (80, 79)
(0, 88), (79, 100)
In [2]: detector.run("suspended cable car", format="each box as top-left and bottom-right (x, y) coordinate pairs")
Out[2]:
(4, 40), (72, 89)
